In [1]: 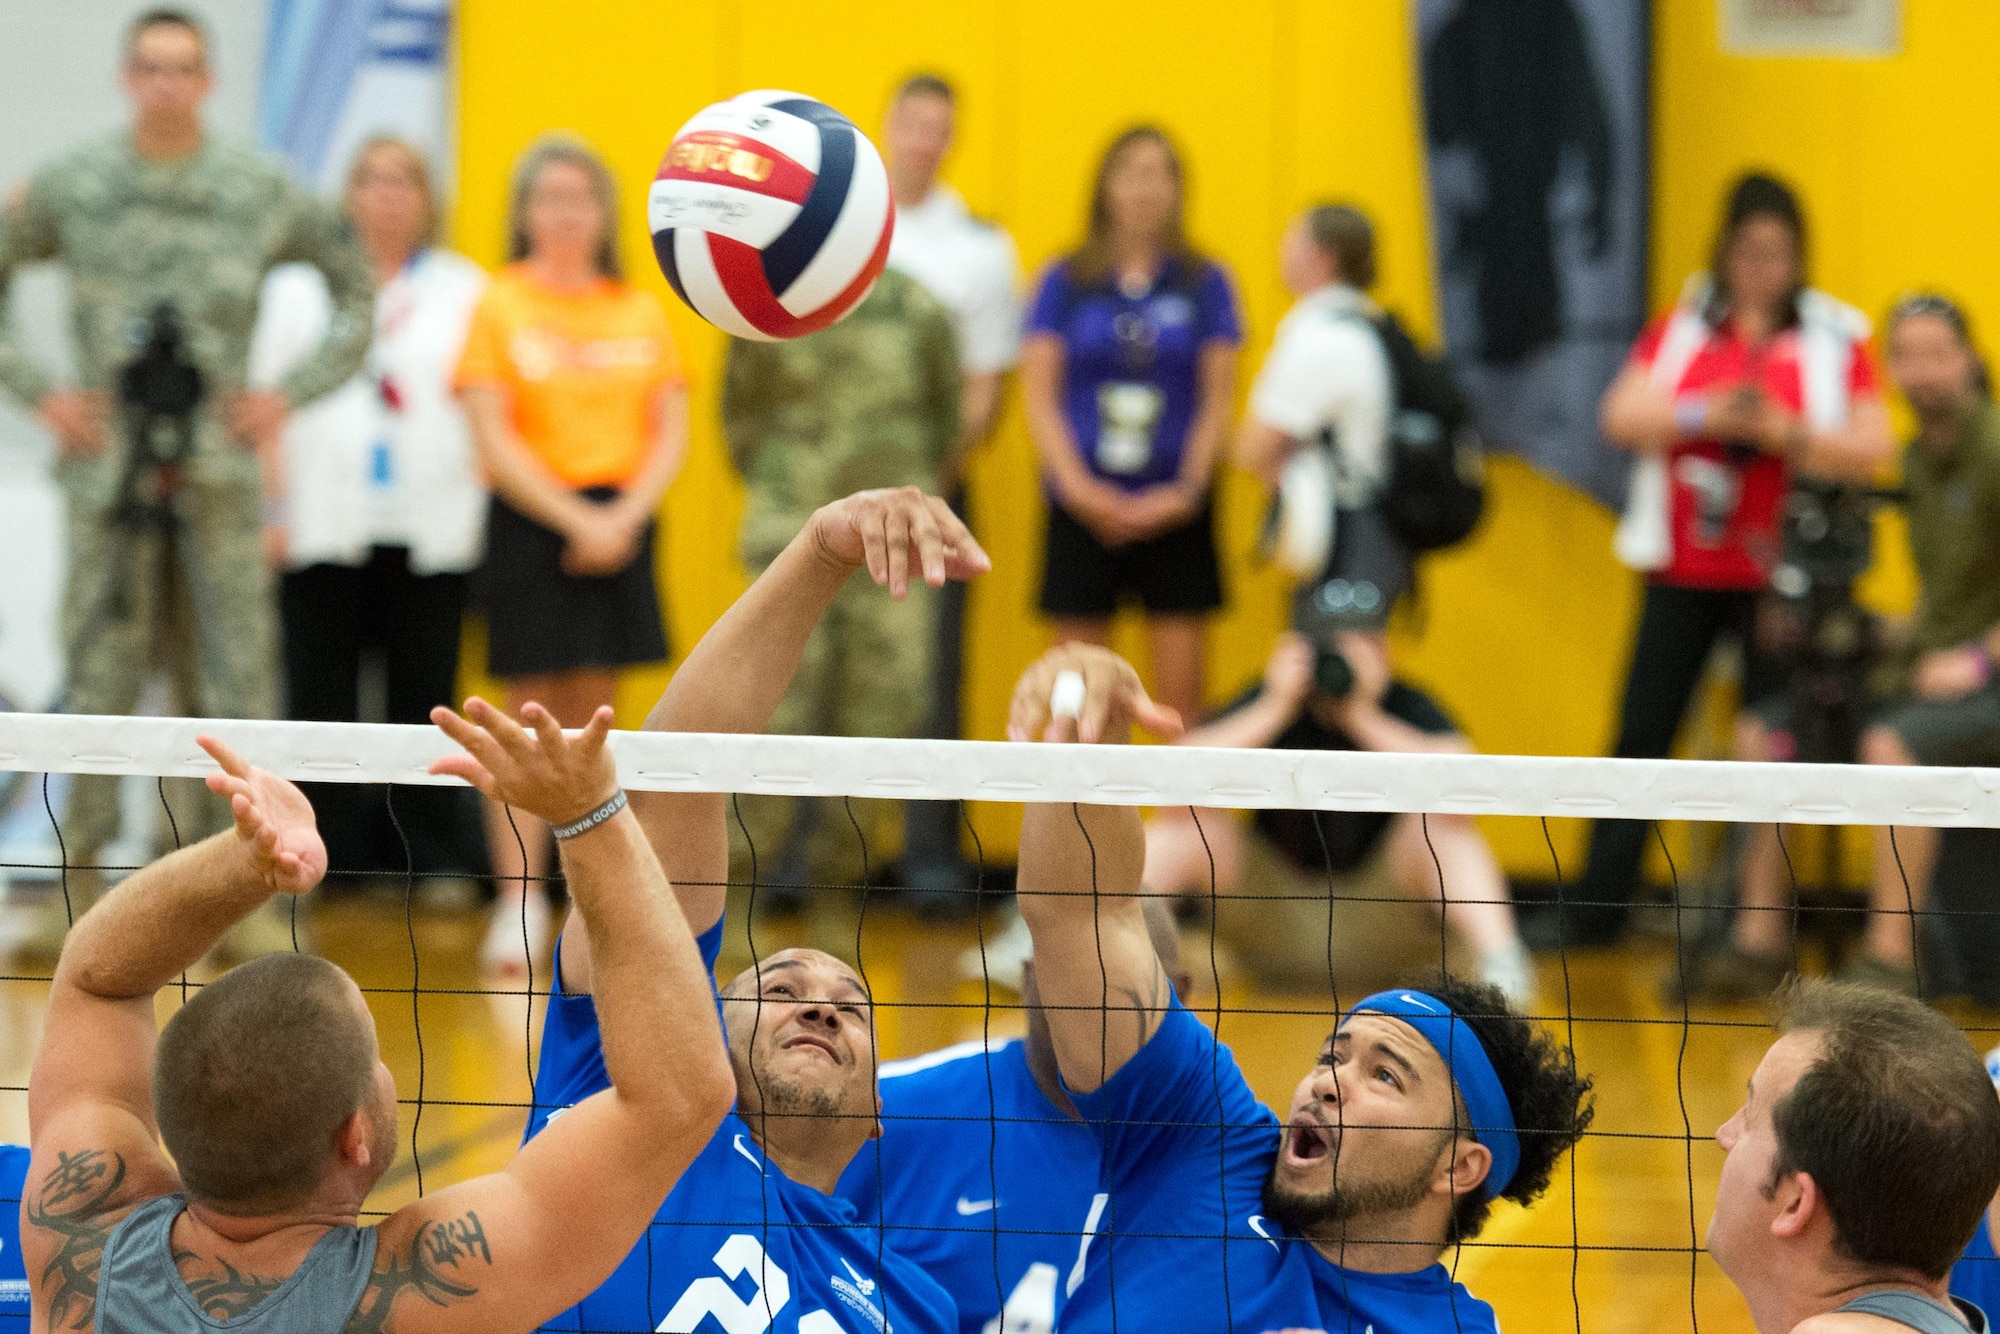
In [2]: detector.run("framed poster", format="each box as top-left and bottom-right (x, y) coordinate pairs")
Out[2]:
(1723, 0), (1901, 56)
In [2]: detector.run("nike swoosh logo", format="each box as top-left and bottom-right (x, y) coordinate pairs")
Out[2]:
(955, 1197), (999, 1215)
(1247, 1215), (1280, 1251)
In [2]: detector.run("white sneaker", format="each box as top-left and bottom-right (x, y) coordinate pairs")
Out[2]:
(482, 888), (551, 979)
(1479, 940), (1538, 1012)
(959, 909), (1034, 991)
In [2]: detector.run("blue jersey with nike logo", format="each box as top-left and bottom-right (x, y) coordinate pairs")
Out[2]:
(1063, 998), (1499, 1334)
(0, 1144), (28, 1331)
(836, 1039), (1102, 1334)
(526, 923), (957, 1334)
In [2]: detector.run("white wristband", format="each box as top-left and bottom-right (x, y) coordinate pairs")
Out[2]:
(1050, 670), (1086, 721)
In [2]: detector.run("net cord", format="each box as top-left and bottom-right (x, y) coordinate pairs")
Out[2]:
(7, 713), (1999, 826)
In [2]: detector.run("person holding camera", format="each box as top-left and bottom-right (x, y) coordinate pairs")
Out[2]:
(1144, 630), (1533, 1005)
(1685, 295), (2000, 1001)
(1578, 172), (1893, 947)
(0, 10), (372, 960)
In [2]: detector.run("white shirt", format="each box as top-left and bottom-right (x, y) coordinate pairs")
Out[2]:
(886, 184), (1021, 375)
(1250, 283), (1394, 497)
(250, 249), (488, 574)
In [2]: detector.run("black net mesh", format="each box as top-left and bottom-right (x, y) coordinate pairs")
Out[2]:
(2, 766), (1996, 1333)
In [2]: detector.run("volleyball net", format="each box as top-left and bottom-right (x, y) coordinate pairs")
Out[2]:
(3, 710), (1998, 1332)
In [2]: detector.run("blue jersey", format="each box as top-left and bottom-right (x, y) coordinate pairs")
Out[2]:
(1954, 1210), (2000, 1318)
(1064, 999), (1498, 1334)
(836, 1040), (1101, 1334)
(0, 1144), (27, 1331)
(526, 924), (957, 1334)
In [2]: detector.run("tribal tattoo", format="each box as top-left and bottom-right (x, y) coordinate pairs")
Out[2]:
(25, 1149), (129, 1332)
(172, 1250), (287, 1321)
(342, 1211), (490, 1334)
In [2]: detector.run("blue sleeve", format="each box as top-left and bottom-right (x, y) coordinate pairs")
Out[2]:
(527, 921), (726, 1141)
(0, 1145), (29, 1330)
(1067, 997), (1268, 1191)
(1025, 263), (1073, 337)
(1197, 263), (1243, 344)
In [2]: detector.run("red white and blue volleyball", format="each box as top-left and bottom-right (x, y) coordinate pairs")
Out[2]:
(648, 90), (894, 341)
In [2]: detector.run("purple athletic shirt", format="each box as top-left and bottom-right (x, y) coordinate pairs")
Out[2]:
(1027, 257), (1241, 490)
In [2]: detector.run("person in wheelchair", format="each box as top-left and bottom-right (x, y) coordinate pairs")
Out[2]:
(1684, 294), (2000, 1002)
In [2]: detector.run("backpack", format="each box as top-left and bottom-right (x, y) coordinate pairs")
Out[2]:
(1366, 312), (1486, 553)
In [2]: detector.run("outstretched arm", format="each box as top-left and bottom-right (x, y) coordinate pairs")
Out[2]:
(1009, 645), (1184, 1094)
(352, 700), (734, 1334)
(560, 487), (989, 994)
(25, 738), (326, 1330)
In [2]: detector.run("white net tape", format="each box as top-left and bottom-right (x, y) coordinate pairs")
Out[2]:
(4, 711), (2000, 824)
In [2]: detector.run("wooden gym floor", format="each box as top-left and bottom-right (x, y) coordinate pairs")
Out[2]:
(2, 885), (1994, 1334)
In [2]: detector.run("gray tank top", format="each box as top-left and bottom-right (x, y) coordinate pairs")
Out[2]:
(1835, 1290), (1989, 1334)
(94, 1195), (378, 1334)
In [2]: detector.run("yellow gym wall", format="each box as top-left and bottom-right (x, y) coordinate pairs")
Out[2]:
(453, 1), (1981, 875)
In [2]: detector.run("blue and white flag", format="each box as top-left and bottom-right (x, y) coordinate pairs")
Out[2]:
(259, 0), (451, 192)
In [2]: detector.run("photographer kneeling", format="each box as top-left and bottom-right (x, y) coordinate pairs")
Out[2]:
(1691, 295), (2000, 1001)
(1144, 630), (1533, 1005)
(1151, 202), (1530, 1004)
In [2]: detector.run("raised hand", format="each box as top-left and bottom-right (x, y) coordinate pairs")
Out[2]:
(197, 735), (327, 896)
(429, 697), (620, 828)
(1007, 643), (1183, 745)
(808, 485), (991, 599)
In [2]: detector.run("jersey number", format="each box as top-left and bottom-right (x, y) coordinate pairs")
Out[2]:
(982, 1262), (1058, 1334)
(657, 1234), (848, 1334)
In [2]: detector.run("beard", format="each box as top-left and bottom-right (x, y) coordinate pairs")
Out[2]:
(754, 1069), (844, 1120)
(1260, 1147), (1439, 1234)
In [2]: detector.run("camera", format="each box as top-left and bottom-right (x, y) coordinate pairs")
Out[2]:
(1761, 480), (1900, 764)
(1295, 576), (1388, 701)
(118, 303), (205, 468)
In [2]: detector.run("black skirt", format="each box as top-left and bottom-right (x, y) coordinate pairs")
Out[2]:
(480, 488), (668, 678)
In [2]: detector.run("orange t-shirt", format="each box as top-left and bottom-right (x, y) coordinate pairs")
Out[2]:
(455, 263), (684, 489)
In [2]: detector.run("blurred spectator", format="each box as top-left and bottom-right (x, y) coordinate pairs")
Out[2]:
(0, 9), (371, 960)
(880, 72), (1021, 909)
(1576, 172), (1891, 946)
(456, 134), (689, 974)
(1689, 295), (2000, 1000)
(250, 136), (488, 897)
(721, 268), (960, 902)
(1022, 126), (1239, 726)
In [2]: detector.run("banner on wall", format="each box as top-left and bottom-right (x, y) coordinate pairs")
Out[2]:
(1723, 0), (1900, 56)
(1417, 0), (1650, 508)
(259, 0), (451, 192)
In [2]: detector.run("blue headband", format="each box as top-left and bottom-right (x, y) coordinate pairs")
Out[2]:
(1346, 990), (1521, 1198)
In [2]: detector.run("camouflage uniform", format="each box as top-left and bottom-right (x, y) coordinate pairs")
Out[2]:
(0, 132), (371, 875)
(722, 269), (960, 889)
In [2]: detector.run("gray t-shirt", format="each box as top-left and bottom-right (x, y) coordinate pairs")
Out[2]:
(95, 1194), (377, 1334)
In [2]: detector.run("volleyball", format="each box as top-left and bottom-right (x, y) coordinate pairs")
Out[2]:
(647, 90), (894, 341)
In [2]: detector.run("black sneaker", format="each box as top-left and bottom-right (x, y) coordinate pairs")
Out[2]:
(1663, 942), (1790, 1005)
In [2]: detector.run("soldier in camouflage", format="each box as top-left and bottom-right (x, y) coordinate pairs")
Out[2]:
(0, 11), (372, 958)
(722, 267), (961, 897)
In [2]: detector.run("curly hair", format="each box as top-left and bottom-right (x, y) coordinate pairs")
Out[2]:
(1412, 974), (1596, 1242)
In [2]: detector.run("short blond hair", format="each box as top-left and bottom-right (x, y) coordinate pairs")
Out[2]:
(343, 135), (441, 249)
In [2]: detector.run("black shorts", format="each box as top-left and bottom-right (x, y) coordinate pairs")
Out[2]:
(479, 489), (668, 679)
(1038, 497), (1224, 618)
(1254, 682), (1460, 875)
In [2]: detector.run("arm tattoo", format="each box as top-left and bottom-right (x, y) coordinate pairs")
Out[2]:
(342, 1211), (491, 1334)
(25, 1149), (128, 1332)
(1115, 956), (1171, 1052)
(172, 1250), (285, 1321)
